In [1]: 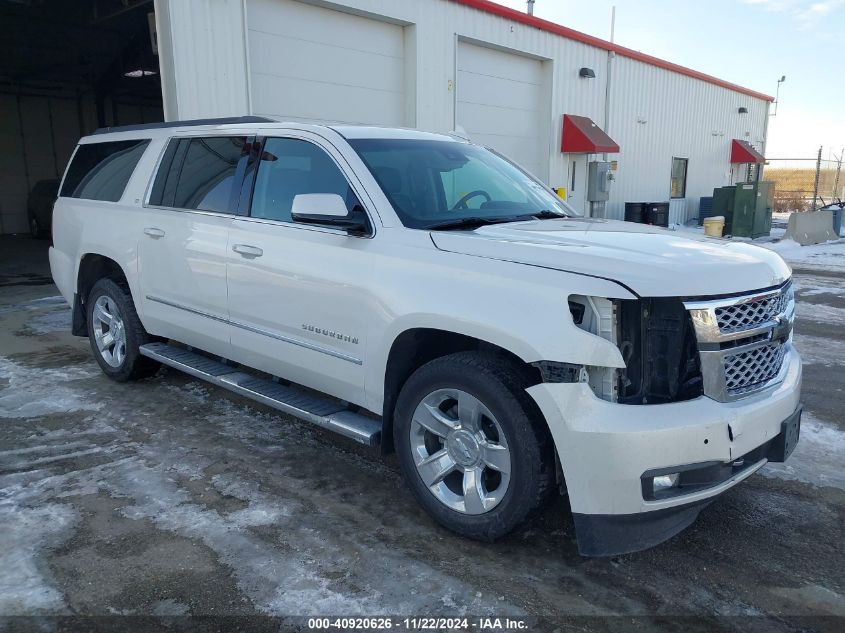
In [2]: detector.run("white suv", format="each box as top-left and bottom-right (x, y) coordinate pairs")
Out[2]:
(49, 117), (802, 555)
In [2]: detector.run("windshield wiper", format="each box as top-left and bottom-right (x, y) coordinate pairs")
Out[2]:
(531, 210), (567, 219)
(426, 216), (522, 231)
(426, 210), (566, 231)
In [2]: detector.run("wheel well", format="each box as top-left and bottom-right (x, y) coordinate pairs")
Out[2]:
(380, 328), (542, 454)
(73, 254), (130, 336)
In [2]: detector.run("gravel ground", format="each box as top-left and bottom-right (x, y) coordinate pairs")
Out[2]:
(1, 236), (843, 631)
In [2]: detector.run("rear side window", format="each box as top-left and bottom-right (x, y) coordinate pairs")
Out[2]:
(149, 136), (248, 213)
(60, 140), (150, 201)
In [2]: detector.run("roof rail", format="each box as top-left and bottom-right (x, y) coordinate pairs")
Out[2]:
(93, 115), (275, 135)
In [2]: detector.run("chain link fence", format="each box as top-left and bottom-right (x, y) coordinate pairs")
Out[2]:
(764, 149), (843, 213)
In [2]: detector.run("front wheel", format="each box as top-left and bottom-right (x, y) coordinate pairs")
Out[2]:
(394, 352), (554, 541)
(86, 278), (159, 381)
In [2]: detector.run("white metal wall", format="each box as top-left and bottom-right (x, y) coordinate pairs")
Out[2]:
(154, 0), (251, 120)
(607, 55), (769, 223)
(156, 0), (770, 221)
(247, 0), (407, 125)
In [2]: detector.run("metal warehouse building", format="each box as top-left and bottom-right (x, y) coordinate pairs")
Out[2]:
(1, 0), (772, 234)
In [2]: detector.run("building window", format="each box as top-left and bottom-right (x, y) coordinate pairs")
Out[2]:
(670, 157), (688, 198)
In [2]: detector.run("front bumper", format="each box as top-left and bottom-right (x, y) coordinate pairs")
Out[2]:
(527, 345), (802, 555)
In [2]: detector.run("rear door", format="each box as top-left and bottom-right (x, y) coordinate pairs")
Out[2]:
(138, 135), (251, 357)
(225, 132), (376, 406)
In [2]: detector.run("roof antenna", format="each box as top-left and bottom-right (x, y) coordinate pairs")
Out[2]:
(527, 0), (535, 16)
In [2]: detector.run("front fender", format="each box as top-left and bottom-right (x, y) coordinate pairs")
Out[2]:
(363, 247), (634, 412)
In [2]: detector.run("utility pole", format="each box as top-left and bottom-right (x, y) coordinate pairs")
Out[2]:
(770, 76), (786, 116)
(833, 148), (843, 201)
(812, 146), (822, 211)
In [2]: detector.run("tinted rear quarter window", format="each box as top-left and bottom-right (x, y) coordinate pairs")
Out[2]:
(60, 140), (150, 201)
(150, 136), (248, 213)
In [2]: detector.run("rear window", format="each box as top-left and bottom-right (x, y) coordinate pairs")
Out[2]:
(149, 136), (248, 213)
(60, 140), (150, 201)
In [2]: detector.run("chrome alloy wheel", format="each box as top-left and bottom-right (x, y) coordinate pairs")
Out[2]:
(409, 389), (511, 514)
(92, 295), (126, 368)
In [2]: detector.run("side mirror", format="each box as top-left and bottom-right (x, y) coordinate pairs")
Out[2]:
(291, 193), (370, 235)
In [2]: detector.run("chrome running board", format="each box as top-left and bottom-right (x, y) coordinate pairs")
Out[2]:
(139, 342), (381, 446)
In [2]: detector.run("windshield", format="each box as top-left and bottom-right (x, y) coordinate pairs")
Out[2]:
(348, 138), (579, 229)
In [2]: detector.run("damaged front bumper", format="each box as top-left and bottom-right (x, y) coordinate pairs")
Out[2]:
(527, 346), (802, 556)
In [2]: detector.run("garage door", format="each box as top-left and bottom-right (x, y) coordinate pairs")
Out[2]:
(456, 42), (546, 179)
(246, 0), (405, 126)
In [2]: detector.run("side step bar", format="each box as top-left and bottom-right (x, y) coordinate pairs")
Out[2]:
(139, 342), (381, 446)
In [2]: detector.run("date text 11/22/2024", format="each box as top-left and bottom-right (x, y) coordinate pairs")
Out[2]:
(307, 617), (528, 630)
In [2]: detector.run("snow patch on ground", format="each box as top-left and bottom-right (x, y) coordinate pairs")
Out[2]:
(0, 295), (66, 315)
(763, 412), (845, 491)
(25, 308), (72, 334)
(0, 363), (514, 616)
(758, 238), (845, 270)
(795, 301), (845, 325)
(0, 501), (77, 614)
(0, 356), (102, 419)
(794, 276), (845, 298)
(793, 333), (845, 367)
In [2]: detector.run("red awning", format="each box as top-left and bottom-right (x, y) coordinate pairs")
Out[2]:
(561, 114), (620, 154)
(731, 139), (765, 164)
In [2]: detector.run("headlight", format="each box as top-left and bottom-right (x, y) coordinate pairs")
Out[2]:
(568, 295), (619, 402)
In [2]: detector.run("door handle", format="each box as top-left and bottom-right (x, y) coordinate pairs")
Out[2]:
(232, 244), (263, 258)
(143, 227), (165, 238)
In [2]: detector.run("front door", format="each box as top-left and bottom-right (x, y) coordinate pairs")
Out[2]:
(225, 134), (376, 407)
(138, 135), (250, 357)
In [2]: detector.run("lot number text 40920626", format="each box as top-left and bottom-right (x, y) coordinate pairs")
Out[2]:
(307, 617), (529, 630)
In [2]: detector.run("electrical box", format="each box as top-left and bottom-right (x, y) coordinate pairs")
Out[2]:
(711, 182), (774, 238)
(587, 161), (611, 202)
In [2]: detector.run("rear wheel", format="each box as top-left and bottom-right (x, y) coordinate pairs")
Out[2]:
(86, 278), (159, 381)
(394, 352), (554, 541)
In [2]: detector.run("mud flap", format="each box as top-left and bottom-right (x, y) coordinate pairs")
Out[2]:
(71, 293), (87, 337)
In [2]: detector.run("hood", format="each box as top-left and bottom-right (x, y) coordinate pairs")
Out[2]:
(431, 218), (791, 298)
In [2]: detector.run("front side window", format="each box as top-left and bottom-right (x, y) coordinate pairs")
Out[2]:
(61, 139), (150, 201)
(149, 136), (248, 213)
(348, 138), (576, 229)
(250, 137), (361, 223)
(671, 157), (688, 199)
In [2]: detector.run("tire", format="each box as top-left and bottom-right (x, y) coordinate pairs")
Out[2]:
(394, 351), (554, 541)
(86, 278), (160, 382)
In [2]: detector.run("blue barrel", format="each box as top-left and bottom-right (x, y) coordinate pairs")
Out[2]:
(831, 206), (842, 236)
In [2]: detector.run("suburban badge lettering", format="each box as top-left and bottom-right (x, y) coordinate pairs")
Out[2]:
(302, 323), (359, 345)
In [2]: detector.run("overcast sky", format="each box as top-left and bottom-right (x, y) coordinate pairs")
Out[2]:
(491, 0), (845, 162)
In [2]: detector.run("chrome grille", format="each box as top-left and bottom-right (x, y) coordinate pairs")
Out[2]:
(684, 280), (794, 402)
(715, 287), (791, 333)
(724, 342), (787, 395)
